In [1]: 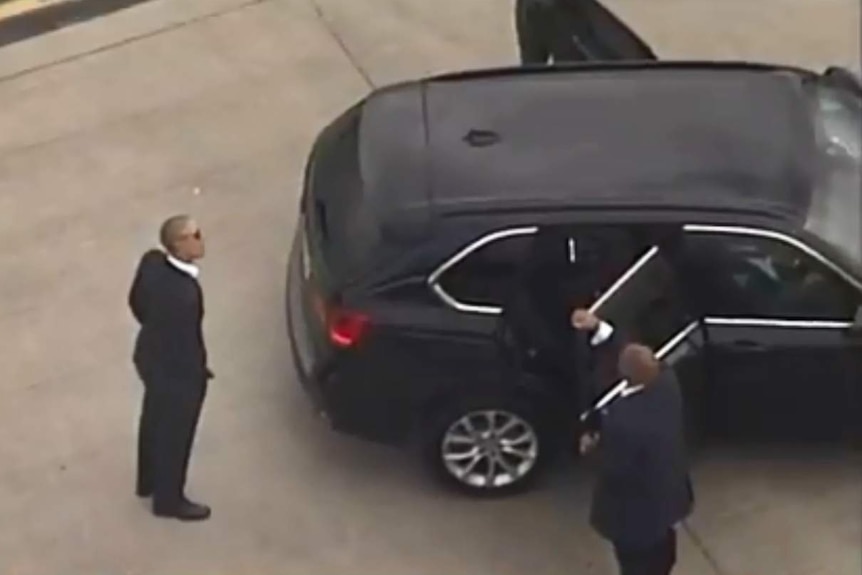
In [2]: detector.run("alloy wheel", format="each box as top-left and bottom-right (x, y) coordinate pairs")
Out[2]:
(440, 409), (540, 489)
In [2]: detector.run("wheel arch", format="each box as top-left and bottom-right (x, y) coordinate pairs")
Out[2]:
(409, 369), (576, 461)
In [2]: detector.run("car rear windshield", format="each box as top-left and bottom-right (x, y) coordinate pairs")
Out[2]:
(804, 74), (862, 274)
(304, 103), (380, 285)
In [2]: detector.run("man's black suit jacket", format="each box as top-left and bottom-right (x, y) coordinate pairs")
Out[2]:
(586, 324), (694, 549)
(129, 249), (208, 385)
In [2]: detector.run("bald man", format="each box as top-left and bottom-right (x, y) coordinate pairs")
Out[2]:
(572, 310), (693, 575)
(129, 215), (212, 521)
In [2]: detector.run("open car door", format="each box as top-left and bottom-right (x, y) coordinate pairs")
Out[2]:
(578, 241), (706, 425)
(517, 0), (656, 65)
(573, 0), (658, 61)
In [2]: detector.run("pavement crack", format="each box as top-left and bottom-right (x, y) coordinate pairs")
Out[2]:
(681, 520), (728, 575)
(307, 0), (376, 90)
(0, 0), (275, 85)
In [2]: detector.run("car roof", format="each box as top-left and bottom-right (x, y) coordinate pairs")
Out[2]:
(356, 61), (819, 233)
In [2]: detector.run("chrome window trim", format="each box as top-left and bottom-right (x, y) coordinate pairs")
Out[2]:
(429, 223), (862, 322)
(579, 224), (862, 418)
(580, 321), (700, 420)
(581, 315), (854, 420)
(703, 317), (852, 329)
(683, 224), (862, 294)
(588, 245), (660, 313)
(427, 226), (538, 315)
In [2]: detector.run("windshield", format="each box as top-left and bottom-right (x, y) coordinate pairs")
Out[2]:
(803, 76), (862, 272)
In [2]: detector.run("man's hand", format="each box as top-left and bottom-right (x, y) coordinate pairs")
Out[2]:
(579, 432), (600, 455)
(571, 308), (600, 332)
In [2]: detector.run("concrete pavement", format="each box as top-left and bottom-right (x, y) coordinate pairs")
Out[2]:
(0, 0), (859, 573)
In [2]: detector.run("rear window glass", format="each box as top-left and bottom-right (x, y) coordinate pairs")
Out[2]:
(438, 233), (535, 308)
(305, 104), (381, 280)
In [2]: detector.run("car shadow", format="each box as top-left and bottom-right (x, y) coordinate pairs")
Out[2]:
(273, 357), (862, 497)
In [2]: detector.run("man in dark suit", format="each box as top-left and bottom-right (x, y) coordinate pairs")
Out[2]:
(129, 214), (212, 521)
(572, 309), (694, 575)
(514, 0), (657, 65)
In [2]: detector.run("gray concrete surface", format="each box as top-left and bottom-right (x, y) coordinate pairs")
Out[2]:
(0, 0), (859, 573)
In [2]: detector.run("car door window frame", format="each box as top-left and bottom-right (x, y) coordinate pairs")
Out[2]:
(428, 226), (539, 315)
(584, 320), (701, 418)
(588, 245), (661, 312)
(683, 224), (862, 329)
(428, 220), (862, 421)
(428, 223), (654, 316)
(582, 222), (862, 419)
(578, 242), (701, 419)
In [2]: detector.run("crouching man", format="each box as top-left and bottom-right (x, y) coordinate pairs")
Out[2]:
(572, 309), (694, 575)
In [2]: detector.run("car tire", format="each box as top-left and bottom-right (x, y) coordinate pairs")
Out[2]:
(419, 394), (553, 497)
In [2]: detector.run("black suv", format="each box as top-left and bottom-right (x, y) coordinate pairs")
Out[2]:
(286, 58), (862, 495)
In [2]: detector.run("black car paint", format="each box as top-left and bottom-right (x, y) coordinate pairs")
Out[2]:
(285, 60), (862, 492)
(699, 320), (860, 441)
(641, 231), (862, 443)
(288, 201), (862, 448)
(287, 215), (583, 445)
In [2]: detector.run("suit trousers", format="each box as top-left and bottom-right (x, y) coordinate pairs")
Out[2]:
(613, 529), (677, 575)
(136, 372), (207, 511)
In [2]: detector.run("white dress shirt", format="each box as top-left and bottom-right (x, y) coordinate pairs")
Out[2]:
(589, 320), (645, 398)
(590, 320), (614, 346)
(167, 255), (199, 279)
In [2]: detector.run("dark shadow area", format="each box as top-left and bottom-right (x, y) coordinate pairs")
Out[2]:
(0, 0), (151, 48)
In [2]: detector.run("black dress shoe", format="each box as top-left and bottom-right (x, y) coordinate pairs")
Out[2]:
(135, 487), (153, 498)
(153, 500), (211, 521)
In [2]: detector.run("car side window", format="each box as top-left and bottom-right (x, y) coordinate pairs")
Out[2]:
(437, 234), (535, 308)
(681, 233), (859, 320)
(526, 227), (652, 310)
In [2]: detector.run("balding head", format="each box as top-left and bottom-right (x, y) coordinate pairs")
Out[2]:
(618, 343), (661, 386)
(159, 214), (205, 261)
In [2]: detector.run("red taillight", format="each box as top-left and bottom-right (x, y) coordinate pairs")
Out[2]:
(310, 291), (369, 348)
(327, 308), (370, 348)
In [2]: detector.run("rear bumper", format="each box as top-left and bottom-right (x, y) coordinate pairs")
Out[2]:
(286, 319), (404, 445)
(286, 227), (425, 446)
(287, 329), (329, 418)
(286, 240), (402, 444)
(286, 243), (331, 421)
